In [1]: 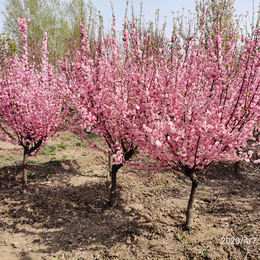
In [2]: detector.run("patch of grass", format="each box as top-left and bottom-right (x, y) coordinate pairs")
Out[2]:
(89, 168), (94, 173)
(40, 145), (56, 155)
(28, 171), (37, 179)
(198, 247), (209, 257)
(81, 153), (88, 156)
(50, 158), (62, 165)
(58, 143), (68, 150)
(28, 159), (38, 164)
(177, 236), (183, 242)
(15, 161), (22, 166)
(76, 142), (82, 146)
(66, 137), (72, 141)
(62, 155), (68, 159)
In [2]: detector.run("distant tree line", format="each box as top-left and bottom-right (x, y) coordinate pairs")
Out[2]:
(1, 0), (98, 65)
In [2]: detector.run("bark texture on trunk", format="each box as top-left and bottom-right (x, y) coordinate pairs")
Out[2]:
(108, 147), (138, 206)
(234, 161), (240, 176)
(22, 150), (29, 189)
(109, 164), (122, 206)
(108, 154), (112, 178)
(184, 169), (199, 229)
(21, 140), (43, 189)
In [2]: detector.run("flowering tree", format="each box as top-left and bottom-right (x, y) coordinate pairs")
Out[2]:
(60, 21), (140, 206)
(0, 18), (68, 189)
(61, 15), (175, 205)
(62, 10), (260, 228)
(129, 23), (260, 228)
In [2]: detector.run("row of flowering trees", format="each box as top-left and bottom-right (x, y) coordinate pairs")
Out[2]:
(1, 13), (260, 228)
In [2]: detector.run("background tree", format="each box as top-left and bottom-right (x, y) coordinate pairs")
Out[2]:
(2, 0), (98, 65)
(0, 33), (16, 70)
(196, 0), (235, 33)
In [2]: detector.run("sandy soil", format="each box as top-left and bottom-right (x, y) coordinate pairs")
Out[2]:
(0, 131), (259, 260)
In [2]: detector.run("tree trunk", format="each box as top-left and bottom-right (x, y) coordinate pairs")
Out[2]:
(108, 154), (112, 178)
(185, 170), (199, 229)
(109, 164), (122, 206)
(21, 140), (42, 190)
(107, 147), (138, 206)
(234, 161), (240, 176)
(22, 150), (29, 189)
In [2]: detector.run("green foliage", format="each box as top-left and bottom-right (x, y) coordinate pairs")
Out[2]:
(49, 157), (62, 165)
(58, 143), (68, 150)
(177, 236), (183, 242)
(0, 33), (16, 71)
(2, 0), (98, 65)
(28, 159), (38, 164)
(28, 171), (37, 179)
(40, 145), (56, 155)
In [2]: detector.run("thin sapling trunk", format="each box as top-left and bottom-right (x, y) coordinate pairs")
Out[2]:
(21, 140), (42, 189)
(108, 147), (138, 206)
(22, 149), (29, 189)
(234, 161), (240, 176)
(184, 169), (199, 229)
(109, 163), (122, 206)
(108, 154), (112, 178)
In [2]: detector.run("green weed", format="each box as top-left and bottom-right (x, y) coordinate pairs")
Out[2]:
(40, 145), (56, 155)
(177, 236), (183, 242)
(58, 143), (68, 150)
(28, 159), (38, 164)
(28, 171), (37, 179)
(48, 157), (62, 165)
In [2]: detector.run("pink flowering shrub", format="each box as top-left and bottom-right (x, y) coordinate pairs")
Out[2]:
(62, 14), (260, 227)
(60, 23), (139, 205)
(128, 25), (260, 227)
(0, 18), (68, 188)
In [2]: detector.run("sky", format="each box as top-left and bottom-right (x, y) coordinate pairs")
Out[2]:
(0, 0), (259, 38)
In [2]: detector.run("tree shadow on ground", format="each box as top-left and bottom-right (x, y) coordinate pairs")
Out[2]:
(0, 158), (259, 258)
(0, 161), (131, 256)
(0, 159), (82, 190)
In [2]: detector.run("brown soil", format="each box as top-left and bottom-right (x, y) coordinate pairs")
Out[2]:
(0, 131), (259, 260)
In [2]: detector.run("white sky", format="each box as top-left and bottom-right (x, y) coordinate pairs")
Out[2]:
(0, 0), (259, 37)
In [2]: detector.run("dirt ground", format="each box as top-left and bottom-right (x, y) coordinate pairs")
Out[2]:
(0, 131), (259, 260)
